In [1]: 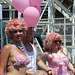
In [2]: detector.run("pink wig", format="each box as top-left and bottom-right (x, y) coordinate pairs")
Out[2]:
(5, 18), (28, 40)
(43, 32), (63, 52)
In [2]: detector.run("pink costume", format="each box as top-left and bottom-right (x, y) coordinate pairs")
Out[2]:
(48, 56), (71, 75)
(14, 53), (30, 66)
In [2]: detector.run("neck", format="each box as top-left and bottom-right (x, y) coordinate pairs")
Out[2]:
(12, 40), (21, 45)
(16, 42), (21, 45)
(10, 40), (24, 51)
(51, 49), (59, 53)
(22, 40), (30, 46)
(12, 40), (20, 43)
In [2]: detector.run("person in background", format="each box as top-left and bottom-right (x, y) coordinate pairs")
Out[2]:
(21, 27), (55, 75)
(0, 19), (30, 75)
(42, 32), (75, 75)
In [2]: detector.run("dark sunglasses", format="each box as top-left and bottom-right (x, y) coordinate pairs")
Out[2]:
(54, 40), (62, 43)
(13, 30), (22, 33)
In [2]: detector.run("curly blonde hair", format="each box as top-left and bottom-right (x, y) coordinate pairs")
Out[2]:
(43, 32), (63, 52)
(5, 18), (28, 40)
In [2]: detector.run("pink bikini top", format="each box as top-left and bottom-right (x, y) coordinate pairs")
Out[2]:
(14, 53), (30, 66)
(9, 41), (30, 66)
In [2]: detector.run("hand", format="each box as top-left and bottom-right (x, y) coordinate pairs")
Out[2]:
(47, 71), (55, 75)
(39, 73), (47, 75)
(73, 72), (75, 75)
(72, 69), (75, 75)
(35, 72), (47, 75)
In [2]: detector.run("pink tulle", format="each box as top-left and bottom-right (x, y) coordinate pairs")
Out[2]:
(14, 53), (30, 66)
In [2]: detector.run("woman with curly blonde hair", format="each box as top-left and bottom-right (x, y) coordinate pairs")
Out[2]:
(5, 18), (28, 41)
(0, 18), (30, 75)
(42, 32), (75, 75)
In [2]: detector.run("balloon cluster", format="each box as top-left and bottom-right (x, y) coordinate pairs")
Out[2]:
(12, 0), (43, 27)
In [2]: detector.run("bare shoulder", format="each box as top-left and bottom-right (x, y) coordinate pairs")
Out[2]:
(34, 44), (38, 55)
(34, 45), (37, 50)
(42, 52), (48, 58)
(1, 44), (16, 53)
(63, 47), (68, 56)
(42, 52), (49, 62)
(3, 44), (15, 49)
(2, 44), (11, 51)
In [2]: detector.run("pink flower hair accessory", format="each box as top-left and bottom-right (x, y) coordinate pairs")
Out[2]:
(49, 54), (54, 58)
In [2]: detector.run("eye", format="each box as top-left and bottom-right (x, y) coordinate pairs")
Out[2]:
(13, 30), (17, 33)
(19, 30), (22, 32)
(54, 40), (62, 43)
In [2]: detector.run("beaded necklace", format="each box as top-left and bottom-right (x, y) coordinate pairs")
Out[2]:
(10, 40), (24, 51)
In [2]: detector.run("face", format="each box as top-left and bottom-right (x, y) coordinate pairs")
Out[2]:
(52, 39), (62, 50)
(11, 26), (23, 43)
(22, 27), (34, 42)
(27, 27), (34, 42)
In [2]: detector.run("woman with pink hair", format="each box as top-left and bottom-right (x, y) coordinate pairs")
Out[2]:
(42, 32), (75, 75)
(0, 18), (50, 75)
(0, 18), (30, 75)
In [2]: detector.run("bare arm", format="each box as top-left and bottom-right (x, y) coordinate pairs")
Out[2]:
(37, 55), (55, 75)
(26, 70), (46, 75)
(37, 55), (49, 71)
(34, 45), (50, 71)
(63, 48), (75, 74)
(34, 45), (55, 75)
(26, 70), (35, 75)
(42, 52), (49, 64)
(0, 45), (10, 75)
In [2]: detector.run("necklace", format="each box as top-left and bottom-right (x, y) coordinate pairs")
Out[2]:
(10, 40), (24, 51)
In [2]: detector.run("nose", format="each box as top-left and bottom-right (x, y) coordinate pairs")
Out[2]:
(17, 31), (20, 34)
(57, 42), (60, 44)
(17, 31), (21, 35)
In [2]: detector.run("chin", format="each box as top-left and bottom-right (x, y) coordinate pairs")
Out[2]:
(16, 40), (21, 42)
(56, 46), (59, 49)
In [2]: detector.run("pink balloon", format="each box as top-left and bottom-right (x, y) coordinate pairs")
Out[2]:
(12, 0), (30, 13)
(30, 0), (43, 7)
(36, 6), (41, 15)
(23, 7), (40, 27)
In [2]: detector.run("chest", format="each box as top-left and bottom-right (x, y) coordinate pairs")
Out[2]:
(48, 57), (69, 67)
(51, 50), (66, 58)
(8, 48), (26, 65)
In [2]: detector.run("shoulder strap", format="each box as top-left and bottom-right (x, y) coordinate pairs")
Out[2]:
(61, 47), (67, 56)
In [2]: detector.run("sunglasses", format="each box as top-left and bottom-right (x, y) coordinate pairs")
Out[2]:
(54, 40), (62, 43)
(12, 30), (22, 34)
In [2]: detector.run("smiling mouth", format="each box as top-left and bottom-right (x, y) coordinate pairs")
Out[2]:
(55, 44), (60, 47)
(17, 36), (22, 39)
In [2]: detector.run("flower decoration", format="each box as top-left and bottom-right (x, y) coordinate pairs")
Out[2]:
(14, 53), (30, 66)
(49, 54), (54, 59)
